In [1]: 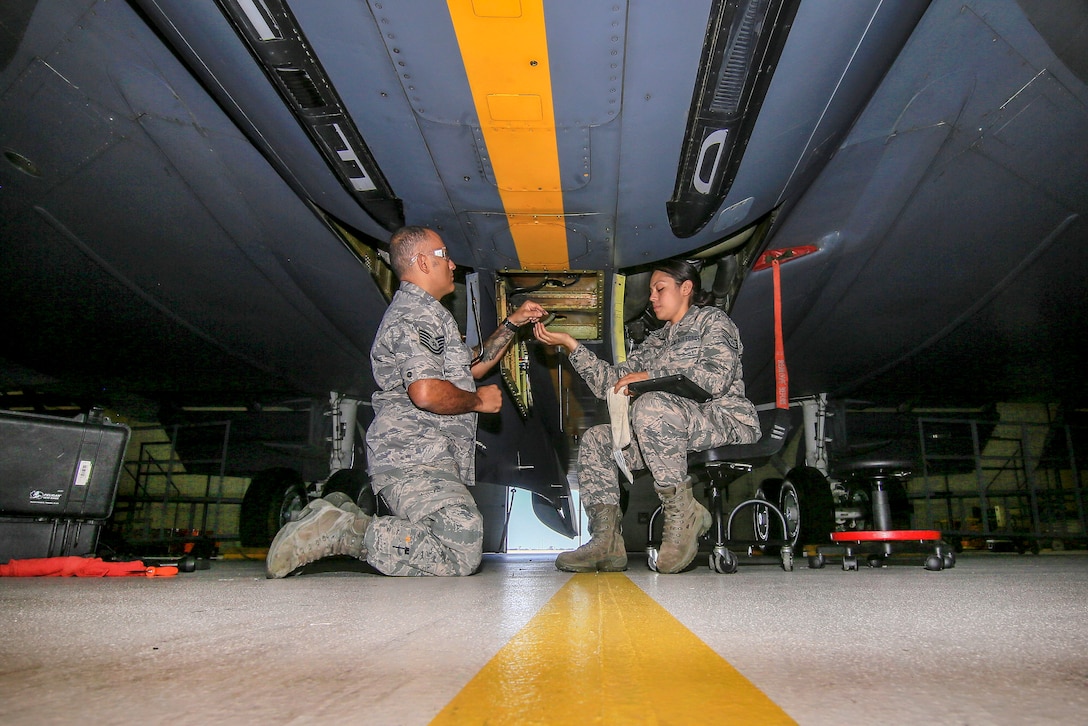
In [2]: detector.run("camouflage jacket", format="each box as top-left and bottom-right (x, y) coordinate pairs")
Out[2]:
(366, 282), (477, 483)
(568, 305), (760, 442)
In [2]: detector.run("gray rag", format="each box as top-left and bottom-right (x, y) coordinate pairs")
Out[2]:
(608, 388), (634, 483)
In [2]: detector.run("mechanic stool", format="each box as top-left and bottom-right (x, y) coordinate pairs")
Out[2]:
(646, 407), (794, 574)
(808, 459), (955, 571)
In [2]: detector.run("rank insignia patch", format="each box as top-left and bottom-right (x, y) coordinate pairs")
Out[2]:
(418, 328), (446, 355)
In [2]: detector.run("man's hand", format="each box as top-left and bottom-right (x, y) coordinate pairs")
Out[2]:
(474, 384), (503, 413)
(471, 300), (548, 379)
(508, 300), (547, 327)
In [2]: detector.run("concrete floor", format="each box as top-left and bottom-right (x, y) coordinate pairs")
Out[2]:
(3, 551), (1087, 725)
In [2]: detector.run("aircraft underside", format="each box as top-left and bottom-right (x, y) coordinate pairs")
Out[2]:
(2, 0), (1086, 542)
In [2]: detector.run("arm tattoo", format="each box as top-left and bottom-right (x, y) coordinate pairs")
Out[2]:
(476, 325), (516, 363)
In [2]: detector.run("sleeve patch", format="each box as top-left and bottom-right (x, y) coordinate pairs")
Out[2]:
(418, 328), (446, 355)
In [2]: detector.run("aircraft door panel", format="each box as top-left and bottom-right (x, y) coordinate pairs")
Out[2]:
(667, 0), (802, 238)
(139, 0), (407, 241)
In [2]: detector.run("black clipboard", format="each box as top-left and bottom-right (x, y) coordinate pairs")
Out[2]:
(626, 374), (711, 403)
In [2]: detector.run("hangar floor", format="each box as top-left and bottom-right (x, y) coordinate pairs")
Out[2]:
(3, 551), (1087, 725)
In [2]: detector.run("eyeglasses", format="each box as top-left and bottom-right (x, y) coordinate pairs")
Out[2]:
(411, 248), (450, 264)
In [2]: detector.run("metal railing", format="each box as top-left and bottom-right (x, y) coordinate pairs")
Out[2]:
(108, 420), (243, 551)
(912, 417), (1086, 550)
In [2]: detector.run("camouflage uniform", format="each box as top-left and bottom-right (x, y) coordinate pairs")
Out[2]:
(364, 282), (484, 576)
(570, 305), (759, 508)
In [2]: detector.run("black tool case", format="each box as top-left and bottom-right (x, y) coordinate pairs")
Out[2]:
(0, 409), (130, 563)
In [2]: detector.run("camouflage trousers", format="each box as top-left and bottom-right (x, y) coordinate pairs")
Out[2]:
(578, 391), (743, 508)
(365, 462), (483, 577)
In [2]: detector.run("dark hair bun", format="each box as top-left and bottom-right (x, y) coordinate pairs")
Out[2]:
(653, 259), (710, 306)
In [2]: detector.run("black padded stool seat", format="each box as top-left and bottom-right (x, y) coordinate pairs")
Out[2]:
(688, 407), (792, 467)
(833, 457), (913, 474)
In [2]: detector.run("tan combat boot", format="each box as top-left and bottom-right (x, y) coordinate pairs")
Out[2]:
(555, 503), (627, 572)
(655, 483), (711, 573)
(266, 497), (371, 578)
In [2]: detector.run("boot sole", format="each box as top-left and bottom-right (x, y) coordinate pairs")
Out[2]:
(266, 504), (362, 578)
(555, 557), (628, 573)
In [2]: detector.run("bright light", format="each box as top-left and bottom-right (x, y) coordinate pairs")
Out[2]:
(506, 487), (588, 552)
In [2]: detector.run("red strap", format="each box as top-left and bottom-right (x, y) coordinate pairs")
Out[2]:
(0, 556), (177, 577)
(772, 258), (788, 409)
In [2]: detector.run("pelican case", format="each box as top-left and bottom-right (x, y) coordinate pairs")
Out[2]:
(0, 409), (130, 563)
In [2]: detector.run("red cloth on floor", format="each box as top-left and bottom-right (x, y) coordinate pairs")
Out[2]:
(0, 556), (176, 577)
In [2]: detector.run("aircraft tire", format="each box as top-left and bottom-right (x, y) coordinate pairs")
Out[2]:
(755, 477), (801, 549)
(322, 467), (377, 515)
(752, 479), (780, 545)
(239, 468), (307, 547)
(785, 466), (835, 555)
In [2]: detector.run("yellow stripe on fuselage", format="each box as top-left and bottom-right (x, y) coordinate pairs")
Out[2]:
(447, 0), (570, 270)
(430, 573), (796, 724)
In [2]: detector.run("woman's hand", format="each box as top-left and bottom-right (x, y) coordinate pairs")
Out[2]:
(533, 322), (578, 353)
(614, 371), (650, 395)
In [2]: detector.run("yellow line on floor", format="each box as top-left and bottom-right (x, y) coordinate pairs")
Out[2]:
(430, 572), (795, 724)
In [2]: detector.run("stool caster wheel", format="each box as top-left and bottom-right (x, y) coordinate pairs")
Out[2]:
(842, 555), (858, 571)
(646, 547), (659, 572)
(866, 554), (886, 568)
(780, 547), (794, 572)
(710, 549), (738, 574)
(808, 553), (826, 569)
(924, 554), (945, 571)
(142, 555), (200, 573)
